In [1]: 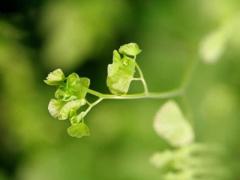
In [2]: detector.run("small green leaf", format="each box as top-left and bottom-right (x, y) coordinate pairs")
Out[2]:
(44, 68), (65, 85)
(107, 55), (136, 95)
(67, 73), (90, 99)
(48, 99), (64, 118)
(58, 99), (86, 120)
(55, 85), (76, 101)
(199, 29), (227, 64)
(153, 100), (194, 147)
(67, 122), (90, 138)
(70, 111), (86, 124)
(112, 50), (121, 63)
(119, 43), (142, 57)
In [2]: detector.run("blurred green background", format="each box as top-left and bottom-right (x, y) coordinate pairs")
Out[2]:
(0, 0), (240, 179)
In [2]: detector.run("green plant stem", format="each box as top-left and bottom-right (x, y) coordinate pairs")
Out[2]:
(79, 98), (103, 119)
(135, 62), (149, 94)
(87, 88), (184, 100)
(180, 58), (200, 91)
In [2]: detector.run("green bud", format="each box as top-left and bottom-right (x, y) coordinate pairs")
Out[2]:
(67, 122), (90, 138)
(44, 68), (65, 85)
(48, 99), (64, 118)
(58, 99), (86, 120)
(119, 43), (141, 57)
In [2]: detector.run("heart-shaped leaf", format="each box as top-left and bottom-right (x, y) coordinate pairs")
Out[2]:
(153, 101), (194, 147)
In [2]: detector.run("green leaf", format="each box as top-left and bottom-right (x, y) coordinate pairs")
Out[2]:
(119, 43), (142, 57)
(44, 68), (65, 85)
(112, 50), (121, 63)
(58, 99), (86, 120)
(70, 111), (86, 124)
(55, 85), (76, 101)
(153, 100), (194, 147)
(107, 54), (136, 95)
(199, 29), (227, 64)
(48, 99), (64, 118)
(67, 73), (90, 99)
(67, 122), (90, 138)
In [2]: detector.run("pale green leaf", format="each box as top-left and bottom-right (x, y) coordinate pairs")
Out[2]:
(153, 101), (194, 147)
(44, 68), (65, 85)
(67, 73), (90, 99)
(107, 55), (136, 95)
(199, 29), (227, 64)
(48, 99), (64, 118)
(67, 122), (90, 138)
(119, 43), (142, 57)
(58, 99), (86, 120)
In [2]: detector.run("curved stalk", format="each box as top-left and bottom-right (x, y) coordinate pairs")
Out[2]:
(87, 88), (184, 100)
(135, 62), (149, 94)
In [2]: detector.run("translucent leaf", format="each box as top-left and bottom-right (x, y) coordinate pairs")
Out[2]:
(55, 85), (76, 101)
(58, 99), (86, 120)
(107, 54), (136, 95)
(199, 29), (227, 64)
(119, 43), (142, 57)
(44, 68), (65, 85)
(112, 50), (121, 63)
(153, 101), (194, 147)
(48, 99), (64, 118)
(67, 122), (90, 138)
(67, 73), (90, 99)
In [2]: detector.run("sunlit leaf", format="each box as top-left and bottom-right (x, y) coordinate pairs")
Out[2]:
(199, 29), (227, 64)
(55, 85), (75, 101)
(107, 54), (136, 95)
(119, 43), (142, 57)
(58, 99), (86, 120)
(44, 68), (65, 85)
(67, 73), (90, 99)
(67, 122), (90, 138)
(153, 100), (194, 147)
(48, 99), (64, 118)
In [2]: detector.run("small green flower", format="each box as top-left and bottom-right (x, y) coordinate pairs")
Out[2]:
(67, 122), (90, 138)
(44, 68), (65, 85)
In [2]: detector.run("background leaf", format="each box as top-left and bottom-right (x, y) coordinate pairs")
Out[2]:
(153, 101), (195, 147)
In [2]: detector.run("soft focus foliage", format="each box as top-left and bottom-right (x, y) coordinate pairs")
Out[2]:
(0, 0), (240, 180)
(154, 101), (194, 147)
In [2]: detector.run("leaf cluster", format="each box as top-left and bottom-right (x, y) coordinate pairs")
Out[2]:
(44, 43), (142, 138)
